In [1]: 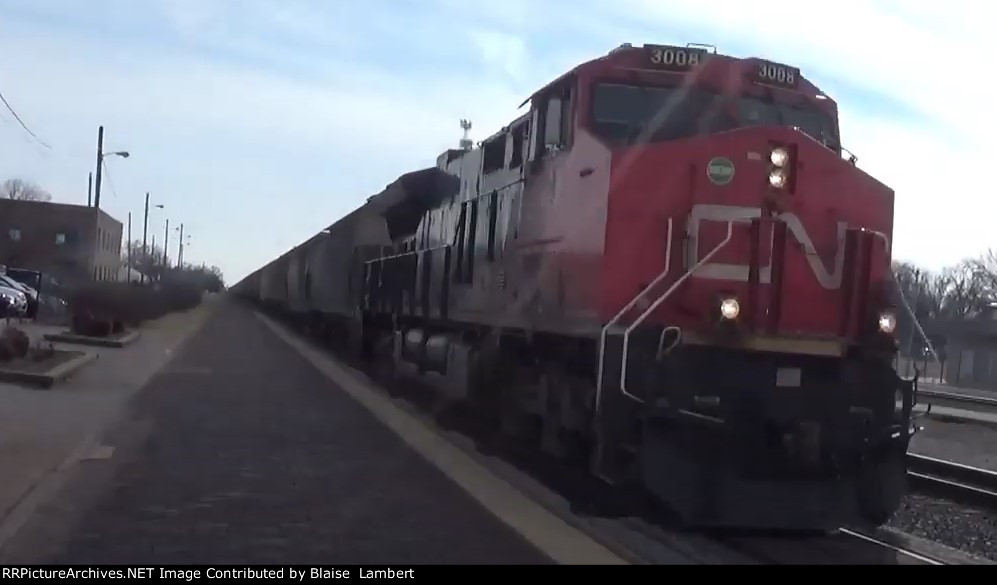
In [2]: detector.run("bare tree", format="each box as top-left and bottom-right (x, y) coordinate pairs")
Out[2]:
(892, 261), (933, 343)
(893, 256), (994, 321)
(966, 248), (997, 298)
(937, 261), (988, 318)
(923, 271), (951, 318)
(122, 239), (167, 281)
(1, 178), (52, 202)
(892, 261), (923, 306)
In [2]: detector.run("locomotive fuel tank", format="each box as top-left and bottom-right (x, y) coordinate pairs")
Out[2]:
(392, 329), (478, 403)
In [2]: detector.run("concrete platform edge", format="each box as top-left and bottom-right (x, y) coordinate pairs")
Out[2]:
(43, 330), (141, 348)
(0, 351), (97, 389)
(924, 410), (997, 431)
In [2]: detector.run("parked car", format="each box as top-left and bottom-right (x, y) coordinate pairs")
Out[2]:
(3, 268), (42, 294)
(0, 292), (16, 318)
(0, 275), (37, 319)
(0, 283), (27, 318)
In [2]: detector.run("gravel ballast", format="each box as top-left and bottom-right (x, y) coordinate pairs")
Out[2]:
(888, 494), (997, 562)
(885, 413), (997, 562)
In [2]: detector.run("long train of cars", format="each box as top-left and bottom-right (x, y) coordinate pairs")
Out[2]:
(233, 42), (920, 531)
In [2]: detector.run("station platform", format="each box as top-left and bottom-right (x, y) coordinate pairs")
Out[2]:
(0, 300), (623, 565)
(923, 405), (997, 427)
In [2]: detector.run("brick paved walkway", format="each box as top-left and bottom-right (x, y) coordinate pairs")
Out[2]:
(13, 301), (550, 565)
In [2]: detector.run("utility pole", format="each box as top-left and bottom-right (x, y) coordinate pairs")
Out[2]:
(163, 218), (170, 270)
(177, 223), (184, 269)
(94, 126), (104, 209)
(87, 172), (93, 207)
(127, 212), (132, 283)
(141, 192), (149, 284)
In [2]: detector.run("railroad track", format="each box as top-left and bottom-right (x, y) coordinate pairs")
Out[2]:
(907, 453), (997, 511)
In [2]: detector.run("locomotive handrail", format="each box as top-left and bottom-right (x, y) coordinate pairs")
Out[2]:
(619, 220), (735, 396)
(596, 218), (675, 407)
(364, 245), (450, 264)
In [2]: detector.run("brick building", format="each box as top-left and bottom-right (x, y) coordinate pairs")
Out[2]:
(0, 199), (123, 287)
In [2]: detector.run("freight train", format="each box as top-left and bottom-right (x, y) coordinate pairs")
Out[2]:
(233, 42), (920, 531)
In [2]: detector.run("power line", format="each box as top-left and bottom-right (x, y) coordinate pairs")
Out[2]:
(101, 159), (119, 200)
(0, 88), (51, 149)
(0, 108), (45, 153)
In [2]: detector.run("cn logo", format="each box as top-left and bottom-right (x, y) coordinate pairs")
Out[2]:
(685, 204), (848, 290)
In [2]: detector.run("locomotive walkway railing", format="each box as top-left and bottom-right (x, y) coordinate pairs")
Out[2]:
(594, 222), (937, 416)
(595, 218), (735, 410)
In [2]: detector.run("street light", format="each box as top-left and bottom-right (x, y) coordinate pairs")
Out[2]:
(141, 197), (164, 284)
(93, 126), (131, 209)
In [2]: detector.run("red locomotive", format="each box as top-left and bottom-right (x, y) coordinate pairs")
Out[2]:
(236, 42), (917, 530)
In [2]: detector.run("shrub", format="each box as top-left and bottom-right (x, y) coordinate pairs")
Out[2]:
(67, 282), (202, 336)
(0, 326), (29, 361)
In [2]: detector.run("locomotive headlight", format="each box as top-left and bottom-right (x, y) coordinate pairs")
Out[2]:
(770, 147), (789, 167)
(769, 170), (787, 188)
(720, 297), (740, 320)
(878, 312), (897, 334)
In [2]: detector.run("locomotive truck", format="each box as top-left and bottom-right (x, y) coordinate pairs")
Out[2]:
(233, 42), (919, 531)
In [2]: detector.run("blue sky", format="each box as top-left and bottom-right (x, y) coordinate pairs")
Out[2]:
(0, 0), (991, 284)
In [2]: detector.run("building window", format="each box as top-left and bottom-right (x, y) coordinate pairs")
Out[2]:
(55, 233), (66, 245)
(8, 229), (20, 241)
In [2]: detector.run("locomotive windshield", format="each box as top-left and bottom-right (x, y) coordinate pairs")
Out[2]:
(590, 82), (838, 149)
(737, 96), (838, 149)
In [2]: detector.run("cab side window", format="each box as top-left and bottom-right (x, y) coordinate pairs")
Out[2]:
(533, 79), (574, 158)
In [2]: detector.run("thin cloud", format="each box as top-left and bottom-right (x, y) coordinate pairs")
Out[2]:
(0, 0), (987, 282)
